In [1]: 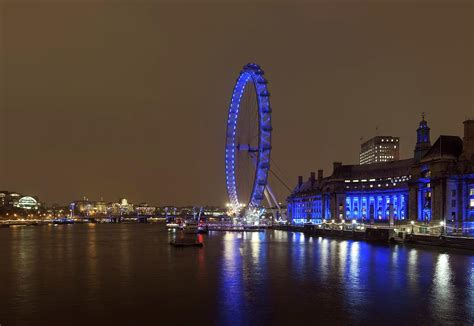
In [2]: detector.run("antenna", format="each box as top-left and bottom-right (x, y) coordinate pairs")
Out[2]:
(422, 112), (425, 121)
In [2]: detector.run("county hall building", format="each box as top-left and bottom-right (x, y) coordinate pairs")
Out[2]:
(287, 117), (474, 235)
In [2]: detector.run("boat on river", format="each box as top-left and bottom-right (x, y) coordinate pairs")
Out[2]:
(169, 238), (203, 248)
(184, 221), (198, 234)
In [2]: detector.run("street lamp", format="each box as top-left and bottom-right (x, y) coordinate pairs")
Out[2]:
(410, 220), (415, 234)
(440, 220), (445, 236)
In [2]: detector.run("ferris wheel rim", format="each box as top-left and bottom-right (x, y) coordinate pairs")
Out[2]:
(224, 63), (272, 213)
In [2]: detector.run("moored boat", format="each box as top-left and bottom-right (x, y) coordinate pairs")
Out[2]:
(184, 220), (198, 234)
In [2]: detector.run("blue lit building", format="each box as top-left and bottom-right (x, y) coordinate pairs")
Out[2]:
(287, 160), (412, 225)
(288, 117), (474, 236)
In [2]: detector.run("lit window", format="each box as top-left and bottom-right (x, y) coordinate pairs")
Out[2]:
(470, 188), (474, 196)
(470, 199), (474, 208)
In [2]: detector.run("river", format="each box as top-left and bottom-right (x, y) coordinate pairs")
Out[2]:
(0, 224), (473, 325)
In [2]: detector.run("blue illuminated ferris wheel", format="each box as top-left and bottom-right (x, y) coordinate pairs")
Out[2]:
(225, 63), (272, 214)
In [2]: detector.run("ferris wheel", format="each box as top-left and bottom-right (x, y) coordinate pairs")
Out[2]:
(224, 63), (273, 216)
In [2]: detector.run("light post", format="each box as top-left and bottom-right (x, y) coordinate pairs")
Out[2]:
(352, 219), (356, 232)
(410, 220), (415, 234)
(440, 220), (445, 236)
(70, 202), (75, 220)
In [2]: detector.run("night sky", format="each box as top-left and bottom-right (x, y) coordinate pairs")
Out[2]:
(0, 1), (472, 206)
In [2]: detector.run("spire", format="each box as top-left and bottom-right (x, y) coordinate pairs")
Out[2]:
(414, 113), (431, 162)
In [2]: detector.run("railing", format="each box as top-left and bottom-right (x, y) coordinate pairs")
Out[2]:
(291, 220), (474, 238)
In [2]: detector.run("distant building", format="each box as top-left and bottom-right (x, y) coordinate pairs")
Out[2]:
(95, 200), (107, 215)
(16, 196), (40, 210)
(135, 203), (156, 216)
(360, 136), (400, 165)
(0, 191), (41, 210)
(0, 192), (7, 206)
(107, 198), (134, 216)
(7, 192), (22, 207)
(202, 206), (227, 217)
(71, 197), (108, 217)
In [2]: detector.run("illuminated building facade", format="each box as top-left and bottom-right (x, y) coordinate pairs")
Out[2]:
(107, 198), (134, 216)
(360, 136), (400, 165)
(288, 162), (411, 225)
(16, 196), (40, 210)
(72, 198), (108, 216)
(288, 117), (474, 235)
(0, 191), (41, 210)
(135, 203), (156, 216)
(409, 119), (474, 234)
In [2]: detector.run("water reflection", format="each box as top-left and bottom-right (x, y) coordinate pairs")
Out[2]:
(10, 227), (33, 311)
(469, 256), (474, 319)
(432, 253), (453, 319)
(86, 224), (98, 300)
(319, 238), (330, 282)
(407, 248), (419, 292)
(219, 233), (244, 325)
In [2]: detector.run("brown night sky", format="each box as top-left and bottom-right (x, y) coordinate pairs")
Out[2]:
(0, 0), (472, 206)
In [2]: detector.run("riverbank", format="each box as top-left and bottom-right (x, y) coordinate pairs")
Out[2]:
(272, 225), (474, 250)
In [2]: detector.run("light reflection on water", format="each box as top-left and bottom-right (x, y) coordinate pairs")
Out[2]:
(0, 226), (473, 325)
(219, 232), (244, 325)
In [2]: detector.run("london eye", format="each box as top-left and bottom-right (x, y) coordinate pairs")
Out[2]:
(224, 63), (272, 219)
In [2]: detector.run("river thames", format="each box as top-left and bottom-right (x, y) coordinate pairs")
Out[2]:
(0, 224), (473, 325)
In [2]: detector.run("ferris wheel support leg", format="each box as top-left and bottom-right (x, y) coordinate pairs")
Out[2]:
(263, 188), (273, 210)
(264, 184), (280, 211)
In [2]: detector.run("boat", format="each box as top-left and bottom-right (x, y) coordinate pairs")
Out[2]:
(166, 223), (179, 229)
(52, 218), (75, 225)
(197, 223), (209, 234)
(184, 221), (198, 234)
(169, 239), (203, 248)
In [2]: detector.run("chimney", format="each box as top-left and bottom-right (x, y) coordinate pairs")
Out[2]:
(318, 169), (323, 183)
(298, 176), (303, 187)
(462, 120), (474, 161)
(333, 162), (342, 173)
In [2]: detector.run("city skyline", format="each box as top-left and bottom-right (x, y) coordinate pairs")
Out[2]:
(0, 1), (472, 206)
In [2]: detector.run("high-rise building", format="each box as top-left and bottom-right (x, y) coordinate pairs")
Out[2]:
(359, 136), (400, 165)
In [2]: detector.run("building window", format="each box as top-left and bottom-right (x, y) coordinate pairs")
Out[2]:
(452, 200), (456, 208)
(451, 190), (456, 197)
(470, 198), (474, 209)
(470, 188), (474, 196)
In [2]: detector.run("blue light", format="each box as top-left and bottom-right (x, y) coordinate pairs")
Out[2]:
(224, 64), (272, 210)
